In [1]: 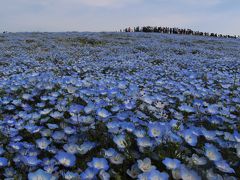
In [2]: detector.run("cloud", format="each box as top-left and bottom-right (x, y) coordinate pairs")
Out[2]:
(181, 0), (224, 5)
(0, 0), (239, 34)
(13, 0), (143, 8)
(76, 0), (142, 7)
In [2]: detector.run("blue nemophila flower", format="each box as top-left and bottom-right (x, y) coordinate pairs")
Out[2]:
(25, 125), (41, 133)
(0, 147), (5, 155)
(22, 93), (32, 100)
(69, 104), (84, 114)
(40, 108), (52, 115)
(6, 118), (16, 126)
(142, 95), (154, 104)
(207, 104), (219, 114)
(233, 130), (240, 142)
(118, 81), (127, 89)
(108, 88), (118, 96)
(36, 102), (46, 108)
(44, 164), (58, 174)
(103, 148), (117, 158)
(124, 100), (136, 110)
(41, 96), (49, 101)
(5, 104), (15, 110)
(115, 92), (124, 100)
(55, 151), (76, 167)
(66, 85), (77, 94)
(99, 170), (110, 180)
(62, 171), (79, 180)
(12, 99), (22, 106)
(1, 97), (11, 105)
(40, 128), (52, 137)
(127, 163), (141, 178)
(28, 169), (55, 180)
(179, 104), (195, 113)
(183, 129), (198, 146)
(64, 126), (76, 135)
(162, 157), (181, 170)
(97, 108), (111, 118)
(137, 137), (153, 148)
(87, 158), (109, 171)
(22, 104), (33, 112)
(224, 132), (235, 141)
(42, 157), (57, 166)
(134, 129), (146, 138)
(9, 142), (22, 151)
(84, 103), (95, 114)
(204, 143), (222, 161)
(107, 121), (120, 133)
(201, 129), (216, 141)
(121, 122), (135, 132)
(63, 143), (79, 154)
(116, 112), (129, 120)
(137, 171), (149, 180)
(31, 112), (41, 120)
(52, 131), (65, 141)
(168, 132), (183, 143)
(50, 111), (63, 119)
(0, 157), (8, 167)
(137, 158), (156, 172)
(36, 138), (51, 150)
(236, 144), (240, 158)
(138, 169), (169, 180)
(111, 105), (121, 112)
(3, 167), (16, 178)
(11, 136), (23, 142)
(78, 141), (96, 155)
(47, 123), (59, 130)
(46, 145), (58, 154)
(215, 160), (235, 173)
(80, 167), (98, 180)
(148, 122), (164, 138)
(169, 119), (183, 130)
(13, 154), (21, 163)
(113, 134), (127, 149)
(79, 116), (95, 124)
(206, 169), (223, 180)
(4, 129), (18, 139)
(21, 141), (34, 149)
(148, 170), (169, 180)
(39, 117), (49, 124)
(22, 156), (41, 166)
(109, 152), (125, 165)
(191, 154), (207, 166)
(180, 166), (201, 180)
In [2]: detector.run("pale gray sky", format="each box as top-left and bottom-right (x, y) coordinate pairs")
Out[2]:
(0, 0), (239, 35)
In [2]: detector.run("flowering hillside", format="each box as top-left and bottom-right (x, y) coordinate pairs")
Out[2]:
(0, 32), (239, 179)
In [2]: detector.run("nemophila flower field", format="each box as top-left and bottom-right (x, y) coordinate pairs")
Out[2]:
(0, 32), (239, 179)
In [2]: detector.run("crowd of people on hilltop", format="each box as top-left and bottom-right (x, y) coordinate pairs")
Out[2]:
(122, 26), (239, 39)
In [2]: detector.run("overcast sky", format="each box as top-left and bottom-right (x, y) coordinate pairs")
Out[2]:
(0, 0), (239, 35)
